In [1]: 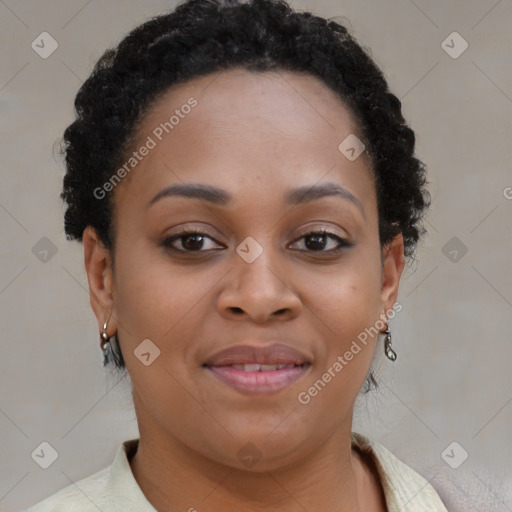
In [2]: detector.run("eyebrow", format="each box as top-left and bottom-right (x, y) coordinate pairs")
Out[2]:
(147, 181), (365, 218)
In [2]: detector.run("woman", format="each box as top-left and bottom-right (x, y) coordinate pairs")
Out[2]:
(27, 0), (448, 510)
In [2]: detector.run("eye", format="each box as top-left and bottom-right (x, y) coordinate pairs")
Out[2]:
(161, 227), (352, 255)
(161, 228), (224, 252)
(289, 229), (352, 253)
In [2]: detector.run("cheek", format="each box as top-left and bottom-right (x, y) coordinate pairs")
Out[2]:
(305, 252), (382, 336)
(113, 256), (206, 409)
(300, 255), (382, 393)
(112, 242), (199, 349)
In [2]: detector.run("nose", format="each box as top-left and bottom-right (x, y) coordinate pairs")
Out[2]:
(217, 253), (302, 324)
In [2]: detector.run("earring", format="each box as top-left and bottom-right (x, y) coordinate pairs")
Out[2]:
(383, 322), (397, 361)
(100, 320), (110, 353)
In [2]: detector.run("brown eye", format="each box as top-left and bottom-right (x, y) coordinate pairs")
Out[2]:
(290, 230), (352, 253)
(161, 229), (224, 252)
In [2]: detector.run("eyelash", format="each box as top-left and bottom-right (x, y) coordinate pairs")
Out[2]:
(161, 227), (352, 255)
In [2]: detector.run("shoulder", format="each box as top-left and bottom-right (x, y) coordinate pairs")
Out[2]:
(351, 432), (448, 512)
(25, 466), (111, 512)
(26, 439), (154, 512)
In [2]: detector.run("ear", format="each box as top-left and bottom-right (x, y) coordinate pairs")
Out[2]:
(83, 226), (117, 339)
(380, 232), (405, 316)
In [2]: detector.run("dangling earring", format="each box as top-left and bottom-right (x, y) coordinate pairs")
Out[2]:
(100, 320), (110, 351)
(100, 318), (124, 369)
(383, 322), (397, 361)
(101, 320), (112, 366)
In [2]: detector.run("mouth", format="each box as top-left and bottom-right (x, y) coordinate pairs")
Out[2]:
(203, 361), (312, 394)
(202, 342), (313, 394)
(219, 363), (307, 371)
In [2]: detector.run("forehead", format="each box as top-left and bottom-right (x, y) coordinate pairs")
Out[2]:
(112, 68), (374, 210)
(140, 68), (363, 144)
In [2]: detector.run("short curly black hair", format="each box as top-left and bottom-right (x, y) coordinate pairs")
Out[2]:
(61, 0), (430, 379)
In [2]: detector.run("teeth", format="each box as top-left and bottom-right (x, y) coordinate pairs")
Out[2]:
(243, 364), (261, 371)
(230, 364), (298, 371)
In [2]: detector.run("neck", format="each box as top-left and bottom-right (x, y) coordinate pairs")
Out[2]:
(129, 421), (380, 512)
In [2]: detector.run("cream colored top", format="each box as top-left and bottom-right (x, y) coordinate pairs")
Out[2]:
(26, 432), (448, 511)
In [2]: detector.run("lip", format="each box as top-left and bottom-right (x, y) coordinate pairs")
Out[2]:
(203, 343), (311, 366)
(203, 343), (312, 395)
(206, 364), (311, 394)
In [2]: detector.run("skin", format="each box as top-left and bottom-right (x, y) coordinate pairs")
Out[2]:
(83, 68), (405, 511)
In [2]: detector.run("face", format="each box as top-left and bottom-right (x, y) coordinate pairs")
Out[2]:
(84, 68), (404, 471)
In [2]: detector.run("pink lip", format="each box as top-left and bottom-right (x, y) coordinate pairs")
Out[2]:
(206, 364), (311, 394)
(203, 342), (312, 395)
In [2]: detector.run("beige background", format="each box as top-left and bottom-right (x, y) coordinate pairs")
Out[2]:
(1, 0), (511, 510)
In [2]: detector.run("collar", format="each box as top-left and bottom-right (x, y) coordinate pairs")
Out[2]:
(108, 434), (447, 511)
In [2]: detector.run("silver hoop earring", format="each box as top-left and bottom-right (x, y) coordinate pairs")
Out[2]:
(383, 323), (397, 361)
